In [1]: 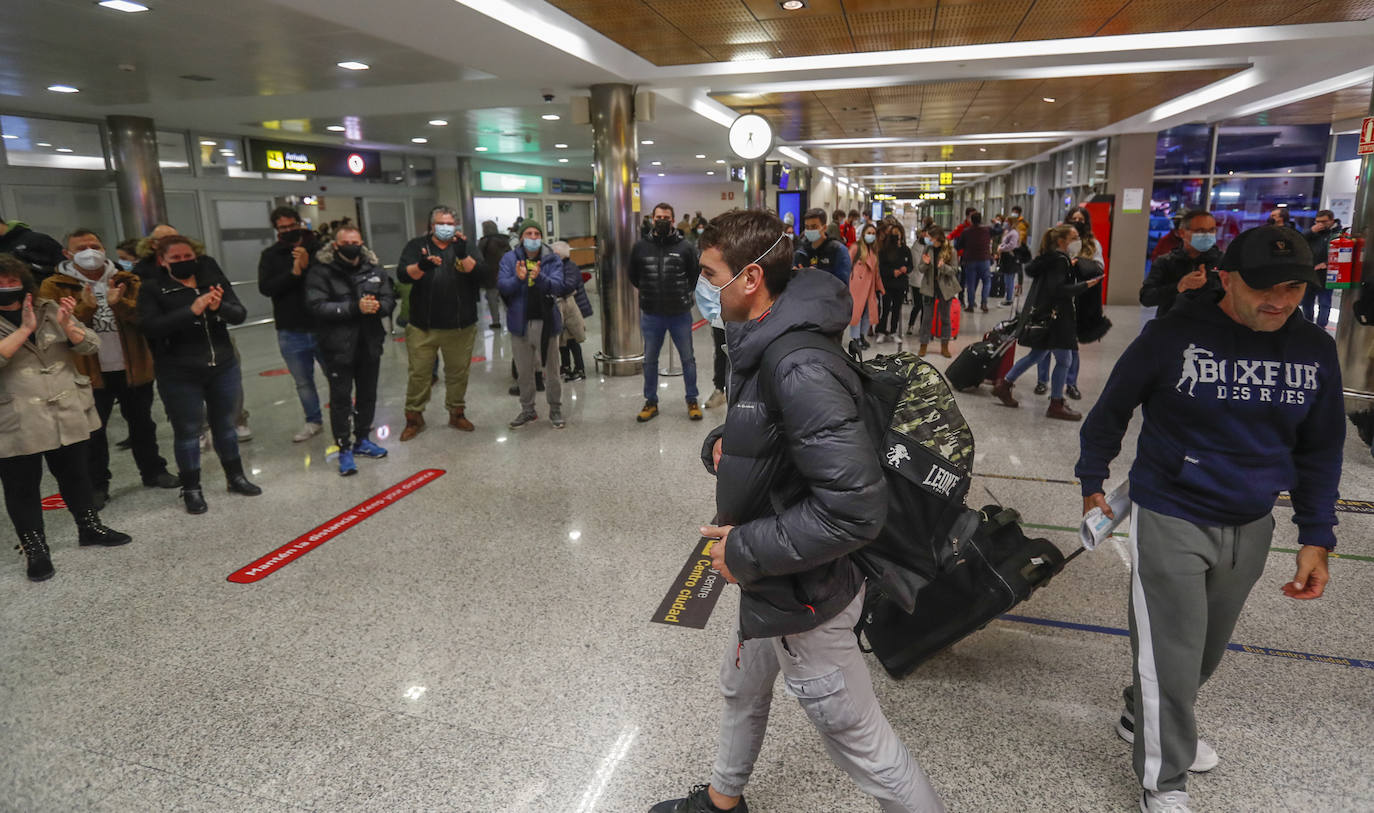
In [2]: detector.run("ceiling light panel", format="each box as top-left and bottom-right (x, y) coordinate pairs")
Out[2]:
(337, 61), (370, 71)
(97, 0), (150, 12)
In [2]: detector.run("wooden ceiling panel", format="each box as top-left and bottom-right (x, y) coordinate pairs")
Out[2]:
(1096, 0), (1210, 36)
(1189, 0), (1301, 30)
(848, 9), (937, 51)
(1013, 0), (1124, 40)
(1288, 0), (1374, 23)
(1222, 81), (1372, 126)
(930, 1), (1033, 47)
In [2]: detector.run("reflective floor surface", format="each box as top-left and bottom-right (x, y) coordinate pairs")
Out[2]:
(3, 299), (1372, 812)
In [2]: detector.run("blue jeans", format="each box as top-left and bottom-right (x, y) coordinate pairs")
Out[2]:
(1007, 348), (1073, 399)
(849, 311), (871, 340)
(641, 311), (698, 403)
(1301, 286), (1333, 328)
(1037, 349), (1079, 387)
(158, 363), (243, 475)
(276, 329), (324, 424)
(1001, 271), (1017, 304)
(962, 260), (992, 307)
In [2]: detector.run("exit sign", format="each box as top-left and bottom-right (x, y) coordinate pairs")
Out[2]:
(479, 171), (543, 194)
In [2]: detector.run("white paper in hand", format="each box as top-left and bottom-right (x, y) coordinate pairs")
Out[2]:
(1080, 481), (1131, 550)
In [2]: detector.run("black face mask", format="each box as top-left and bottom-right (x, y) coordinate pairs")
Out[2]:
(1070, 221), (1089, 238)
(652, 220), (671, 237)
(0, 288), (24, 307)
(279, 228), (307, 244)
(337, 244), (363, 262)
(167, 259), (199, 280)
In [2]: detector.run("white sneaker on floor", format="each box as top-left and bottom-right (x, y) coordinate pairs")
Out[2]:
(236, 423), (253, 442)
(1140, 790), (1192, 812)
(1117, 714), (1218, 772)
(293, 422), (323, 442)
(705, 389), (726, 409)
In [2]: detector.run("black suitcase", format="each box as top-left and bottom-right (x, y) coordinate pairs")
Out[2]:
(859, 506), (1077, 679)
(944, 339), (1001, 391)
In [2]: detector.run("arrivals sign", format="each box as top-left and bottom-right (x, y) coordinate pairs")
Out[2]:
(247, 139), (381, 179)
(480, 171), (544, 194)
(550, 178), (594, 194)
(1359, 116), (1374, 156)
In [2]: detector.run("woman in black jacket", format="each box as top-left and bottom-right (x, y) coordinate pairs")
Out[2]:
(991, 225), (1101, 421)
(875, 223), (913, 342)
(305, 229), (395, 476)
(138, 235), (261, 513)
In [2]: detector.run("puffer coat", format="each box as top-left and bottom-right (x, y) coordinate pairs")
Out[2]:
(699, 269), (887, 640)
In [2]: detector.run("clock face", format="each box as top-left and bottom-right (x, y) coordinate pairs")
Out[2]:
(729, 114), (773, 160)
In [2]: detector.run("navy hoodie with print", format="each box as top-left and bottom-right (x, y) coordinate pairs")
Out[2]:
(1075, 295), (1344, 549)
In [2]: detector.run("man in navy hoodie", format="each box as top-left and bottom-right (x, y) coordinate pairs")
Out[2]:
(1075, 225), (1343, 813)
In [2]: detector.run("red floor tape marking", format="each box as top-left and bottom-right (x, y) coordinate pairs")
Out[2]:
(226, 468), (446, 584)
(41, 494), (66, 511)
(259, 368), (290, 376)
(692, 319), (707, 331)
(472, 355), (487, 362)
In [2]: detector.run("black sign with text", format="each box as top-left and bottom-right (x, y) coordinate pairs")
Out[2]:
(651, 536), (728, 629)
(246, 139), (382, 179)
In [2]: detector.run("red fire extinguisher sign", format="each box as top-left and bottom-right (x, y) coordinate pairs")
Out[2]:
(1360, 116), (1374, 156)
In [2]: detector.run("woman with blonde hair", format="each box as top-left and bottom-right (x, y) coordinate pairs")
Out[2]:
(992, 225), (1102, 420)
(915, 226), (962, 357)
(847, 221), (884, 354)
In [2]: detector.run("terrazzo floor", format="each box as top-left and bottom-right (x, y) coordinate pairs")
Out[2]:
(2, 296), (1371, 813)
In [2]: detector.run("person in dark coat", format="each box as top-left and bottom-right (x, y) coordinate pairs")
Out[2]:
(1300, 209), (1337, 328)
(629, 202), (702, 422)
(874, 221), (913, 342)
(0, 220), (64, 281)
(992, 225), (1101, 421)
(1140, 210), (1222, 319)
(651, 209), (944, 813)
(138, 235), (261, 513)
(257, 205), (325, 443)
(305, 226), (395, 476)
(477, 220), (506, 330)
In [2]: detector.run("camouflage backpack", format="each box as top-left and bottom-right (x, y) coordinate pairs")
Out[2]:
(760, 334), (979, 612)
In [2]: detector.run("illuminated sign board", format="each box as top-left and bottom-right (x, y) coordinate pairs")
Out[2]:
(246, 139), (381, 179)
(938, 171), (954, 186)
(550, 178), (593, 194)
(873, 194), (897, 200)
(479, 171), (544, 194)
(919, 191), (949, 201)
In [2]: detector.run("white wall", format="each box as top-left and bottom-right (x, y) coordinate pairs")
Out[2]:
(1321, 158), (1361, 225)
(639, 175), (747, 221)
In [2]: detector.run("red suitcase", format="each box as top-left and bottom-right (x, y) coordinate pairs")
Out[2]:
(932, 298), (961, 339)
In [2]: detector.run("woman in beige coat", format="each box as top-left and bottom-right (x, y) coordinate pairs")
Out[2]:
(916, 226), (963, 357)
(0, 255), (130, 582)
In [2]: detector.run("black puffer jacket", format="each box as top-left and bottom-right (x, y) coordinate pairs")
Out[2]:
(305, 246), (395, 368)
(629, 230), (698, 316)
(699, 269), (887, 640)
(138, 259), (246, 374)
(1023, 251), (1091, 351)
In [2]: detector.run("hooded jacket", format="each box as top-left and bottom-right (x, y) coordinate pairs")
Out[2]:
(397, 232), (481, 330)
(132, 235), (208, 281)
(305, 245), (394, 368)
(1076, 295), (1344, 549)
(699, 269), (887, 640)
(629, 228), (699, 316)
(258, 233), (324, 332)
(39, 260), (155, 388)
(0, 221), (64, 280)
(137, 259), (247, 375)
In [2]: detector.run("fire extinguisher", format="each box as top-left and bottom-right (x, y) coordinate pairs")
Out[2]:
(1326, 233), (1364, 289)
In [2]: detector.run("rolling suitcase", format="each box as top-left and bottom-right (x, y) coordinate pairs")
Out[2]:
(931, 297), (961, 339)
(944, 339), (1001, 390)
(982, 319), (1019, 384)
(859, 505), (1080, 679)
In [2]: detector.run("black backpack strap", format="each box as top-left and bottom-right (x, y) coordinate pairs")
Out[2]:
(758, 330), (850, 414)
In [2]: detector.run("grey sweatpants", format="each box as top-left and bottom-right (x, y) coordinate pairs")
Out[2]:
(710, 586), (945, 812)
(511, 320), (560, 413)
(1126, 504), (1273, 792)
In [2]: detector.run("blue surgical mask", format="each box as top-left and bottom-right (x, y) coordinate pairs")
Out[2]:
(696, 233), (787, 322)
(523, 237), (543, 253)
(803, 229), (822, 243)
(1190, 232), (1217, 252)
(433, 224), (456, 241)
(864, 233), (876, 244)
(116, 259), (134, 271)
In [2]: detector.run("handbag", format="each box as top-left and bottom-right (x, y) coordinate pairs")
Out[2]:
(1018, 306), (1054, 344)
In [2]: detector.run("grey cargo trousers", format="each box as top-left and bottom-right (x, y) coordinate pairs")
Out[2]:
(1125, 505), (1273, 793)
(710, 585), (945, 812)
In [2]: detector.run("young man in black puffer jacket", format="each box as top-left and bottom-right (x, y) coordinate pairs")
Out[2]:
(650, 209), (945, 813)
(629, 202), (702, 423)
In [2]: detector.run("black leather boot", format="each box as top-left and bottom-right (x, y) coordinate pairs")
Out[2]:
(180, 469), (208, 514)
(223, 458), (263, 496)
(16, 529), (54, 581)
(76, 510), (132, 547)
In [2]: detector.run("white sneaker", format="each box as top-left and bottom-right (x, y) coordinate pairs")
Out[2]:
(293, 422), (323, 442)
(236, 423), (253, 442)
(705, 389), (726, 409)
(1117, 713), (1218, 772)
(1140, 790), (1192, 812)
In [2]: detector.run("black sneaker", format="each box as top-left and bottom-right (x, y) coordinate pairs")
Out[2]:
(1033, 382), (1048, 395)
(648, 785), (748, 813)
(1065, 385), (1082, 400)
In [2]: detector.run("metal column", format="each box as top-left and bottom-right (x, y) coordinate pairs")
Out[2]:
(590, 83), (643, 376)
(456, 157), (477, 238)
(106, 116), (167, 237)
(1335, 77), (1374, 405)
(743, 160), (767, 210)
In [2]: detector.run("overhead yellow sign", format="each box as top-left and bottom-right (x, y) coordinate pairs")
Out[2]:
(265, 149), (317, 173)
(939, 171), (953, 186)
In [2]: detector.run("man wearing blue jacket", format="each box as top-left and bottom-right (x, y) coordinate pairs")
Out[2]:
(1075, 225), (1343, 813)
(499, 219), (569, 429)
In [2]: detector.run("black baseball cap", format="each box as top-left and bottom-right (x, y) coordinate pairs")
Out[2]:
(1219, 225), (1321, 289)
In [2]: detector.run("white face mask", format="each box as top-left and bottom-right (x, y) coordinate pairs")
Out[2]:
(73, 248), (106, 272)
(1066, 239), (1083, 257)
